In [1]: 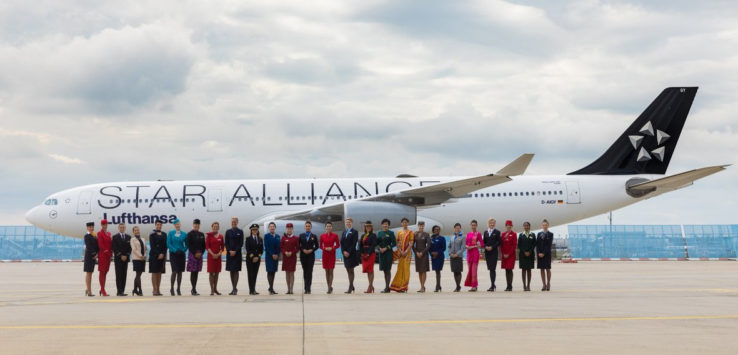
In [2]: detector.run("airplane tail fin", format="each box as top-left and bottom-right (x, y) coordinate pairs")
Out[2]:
(569, 87), (698, 175)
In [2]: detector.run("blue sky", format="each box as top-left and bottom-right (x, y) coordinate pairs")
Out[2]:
(1, 0), (736, 231)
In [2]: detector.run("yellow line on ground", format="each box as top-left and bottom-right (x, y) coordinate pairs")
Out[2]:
(1, 315), (737, 330)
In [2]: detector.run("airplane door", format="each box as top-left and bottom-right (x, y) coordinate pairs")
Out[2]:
(76, 190), (92, 214)
(565, 181), (581, 204)
(207, 188), (223, 212)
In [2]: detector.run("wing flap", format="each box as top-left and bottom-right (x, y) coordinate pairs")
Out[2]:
(628, 165), (729, 195)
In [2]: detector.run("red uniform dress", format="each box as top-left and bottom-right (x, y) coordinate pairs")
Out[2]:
(280, 234), (299, 272)
(206, 232), (224, 273)
(500, 230), (518, 270)
(320, 232), (339, 269)
(97, 229), (112, 272)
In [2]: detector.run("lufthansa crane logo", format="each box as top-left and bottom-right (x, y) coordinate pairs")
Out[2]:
(628, 121), (670, 163)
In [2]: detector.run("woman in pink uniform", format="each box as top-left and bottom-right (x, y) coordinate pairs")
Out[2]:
(319, 221), (340, 294)
(500, 220), (518, 291)
(464, 220), (484, 291)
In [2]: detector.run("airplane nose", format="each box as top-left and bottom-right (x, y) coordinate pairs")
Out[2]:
(25, 206), (43, 227)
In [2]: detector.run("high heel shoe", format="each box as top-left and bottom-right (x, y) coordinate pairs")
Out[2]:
(364, 286), (374, 294)
(344, 286), (354, 294)
(85, 290), (95, 297)
(327, 287), (332, 294)
(191, 289), (199, 296)
(381, 287), (390, 293)
(546, 285), (551, 291)
(177, 289), (182, 296)
(434, 286), (441, 293)
(541, 286), (547, 291)
(417, 287), (425, 293)
(454, 286), (461, 292)
(214, 290), (221, 295)
(99, 289), (109, 297)
(170, 288), (175, 296)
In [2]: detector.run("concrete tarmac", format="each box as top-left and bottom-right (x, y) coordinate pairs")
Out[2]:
(1, 261), (737, 354)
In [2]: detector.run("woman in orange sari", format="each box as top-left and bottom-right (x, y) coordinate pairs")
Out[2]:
(390, 218), (414, 292)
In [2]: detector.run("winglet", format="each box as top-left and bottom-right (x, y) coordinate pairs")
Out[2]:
(496, 153), (535, 176)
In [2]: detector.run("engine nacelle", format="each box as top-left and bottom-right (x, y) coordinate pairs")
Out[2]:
(343, 201), (416, 229)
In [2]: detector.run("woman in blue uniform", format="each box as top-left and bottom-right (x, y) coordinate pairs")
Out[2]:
(83, 222), (98, 297)
(429, 225), (446, 292)
(225, 217), (244, 296)
(167, 218), (188, 296)
(537, 219), (554, 291)
(264, 222), (281, 295)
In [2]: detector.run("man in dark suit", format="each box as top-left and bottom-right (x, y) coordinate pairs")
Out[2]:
(299, 221), (320, 294)
(341, 217), (359, 294)
(483, 218), (501, 292)
(244, 224), (264, 295)
(112, 222), (132, 296)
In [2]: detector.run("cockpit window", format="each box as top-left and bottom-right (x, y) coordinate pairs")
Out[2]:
(44, 199), (58, 206)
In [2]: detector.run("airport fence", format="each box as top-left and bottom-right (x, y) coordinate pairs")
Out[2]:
(567, 225), (738, 259)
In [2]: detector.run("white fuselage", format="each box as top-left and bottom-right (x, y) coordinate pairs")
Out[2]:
(25, 174), (656, 238)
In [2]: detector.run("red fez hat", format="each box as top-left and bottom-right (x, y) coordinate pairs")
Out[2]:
(505, 220), (513, 226)
(286, 223), (294, 228)
(100, 219), (109, 225)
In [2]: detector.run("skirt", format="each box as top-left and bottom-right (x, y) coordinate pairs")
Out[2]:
(282, 254), (297, 272)
(361, 253), (376, 273)
(414, 254), (430, 273)
(83, 255), (96, 273)
(450, 257), (464, 273)
(186, 251), (204, 272)
(537, 255), (552, 269)
(170, 251), (186, 272)
(321, 250), (336, 269)
(132, 260), (146, 272)
(485, 250), (498, 270)
(225, 252), (242, 271)
(265, 254), (279, 273)
(207, 255), (222, 273)
(149, 257), (166, 274)
(98, 255), (111, 273)
(518, 252), (535, 269)
(343, 252), (359, 269)
(378, 250), (393, 271)
(431, 255), (444, 271)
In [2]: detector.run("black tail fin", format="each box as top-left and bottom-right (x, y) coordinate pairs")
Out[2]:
(569, 87), (698, 175)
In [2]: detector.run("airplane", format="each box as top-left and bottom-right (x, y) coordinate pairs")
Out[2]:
(25, 87), (728, 239)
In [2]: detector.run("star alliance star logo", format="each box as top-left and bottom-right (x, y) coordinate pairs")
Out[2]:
(628, 121), (670, 163)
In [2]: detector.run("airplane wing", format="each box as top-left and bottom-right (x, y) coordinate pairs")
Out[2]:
(269, 154), (534, 223)
(627, 165), (729, 197)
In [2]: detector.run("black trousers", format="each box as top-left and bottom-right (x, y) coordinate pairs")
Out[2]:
(246, 260), (260, 293)
(485, 250), (498, 288)
(300, 254), (315, 292)
(114, 258), (129, 294)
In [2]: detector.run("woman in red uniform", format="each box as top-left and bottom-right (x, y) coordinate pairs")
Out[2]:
(97, 219), (112, 296)
(359, 221), (378, 293)
(280, 223), (299, 294)
(500, 220), (518, 291)
(319, 221), (340, 294)
(206, 221), (224, 296)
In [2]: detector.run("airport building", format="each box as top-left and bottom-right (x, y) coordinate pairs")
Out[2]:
(2, 224), (737, 261)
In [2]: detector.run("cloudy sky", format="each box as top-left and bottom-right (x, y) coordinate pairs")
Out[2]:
(2, 0), (737, 233)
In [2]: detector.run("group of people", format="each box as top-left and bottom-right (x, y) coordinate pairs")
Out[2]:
(82, 216), (554, 297)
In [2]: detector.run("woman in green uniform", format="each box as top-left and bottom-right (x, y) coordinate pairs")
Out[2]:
(377, 218), (397, 293)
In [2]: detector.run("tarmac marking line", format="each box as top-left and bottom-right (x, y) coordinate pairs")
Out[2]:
(2, 315), (737, 330)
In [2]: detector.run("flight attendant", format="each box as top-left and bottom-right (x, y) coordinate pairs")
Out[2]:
(112, 222), (132, 296)
(319, 222), (339, 294)
(429, 225), (446, 292)
(500, 220), (518, 291)
(464, 220), (483, 292)
(225, 217), (244, 296)
(537, 219), (554, 291)
(376, 219), (396, 293)
(359, 221), (377, 294)
(518, 221), (536, 291)
(341, 218), (359, 294)
(264, 222), (281, 295)
(412, 221), (431, 293)
(483, 218), (501, 292)
(97, 219), (112, 296)
(186, 219), (206, 296)
(130, 226), (146, 296)
(149, 220), (167, 296)
(206, 221), (224, 295)
(448, 223), (465, 292)
(83, 222), (98, 297)
(390, 218), (414, 293)
(299, 221), (319, 294)
(245, 224), (263, 295)
(280, 223), (299, 294)
(167, 218), (188, 296)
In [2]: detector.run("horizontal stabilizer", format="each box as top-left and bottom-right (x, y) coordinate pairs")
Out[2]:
(627, 165), (729, 197)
